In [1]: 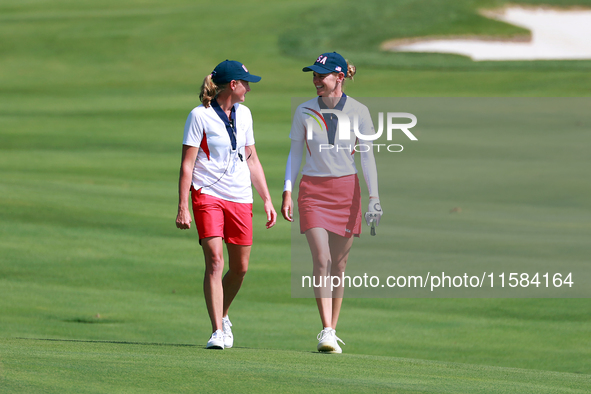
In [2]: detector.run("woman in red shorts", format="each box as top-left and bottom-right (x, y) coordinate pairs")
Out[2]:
(176, 60), (276, 349)
(281, 52), (382, 353)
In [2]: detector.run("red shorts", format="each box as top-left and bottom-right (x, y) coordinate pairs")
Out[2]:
(298, 174), (361, 238)
(191, 187), (253, 245)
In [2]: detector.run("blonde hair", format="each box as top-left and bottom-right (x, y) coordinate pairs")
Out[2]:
(340, 60), (356, 90)
(199, 74), (228, 108)
(346, 61), (356, 80)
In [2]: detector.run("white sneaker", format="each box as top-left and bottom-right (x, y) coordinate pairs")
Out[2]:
(317, 328), (345, 353)
(222, 316), (233, 349)
(206, 329), (224, 349)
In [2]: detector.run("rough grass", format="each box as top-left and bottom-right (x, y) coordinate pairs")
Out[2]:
(278, 0), (591, 69)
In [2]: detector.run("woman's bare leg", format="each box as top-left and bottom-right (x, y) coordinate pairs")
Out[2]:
(306, 228), (354, 329)
(305, 228), (333, 327)
(328, 232), (354, 329)
(201, 237), (225, 332)
(223, 243), (251, 317)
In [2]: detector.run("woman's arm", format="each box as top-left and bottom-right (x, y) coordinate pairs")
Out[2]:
(281, 139), (304, 222)
(359, 145), (379, 200)
(176, 145), (199, 230)
(360, 143), (383, 226)
(246, 144), (277, 229)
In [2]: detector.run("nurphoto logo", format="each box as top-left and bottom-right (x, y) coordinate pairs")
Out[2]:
(304, 109), (418, 153)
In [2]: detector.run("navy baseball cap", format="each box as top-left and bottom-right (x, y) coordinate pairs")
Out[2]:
(302, 52), (347, 77)
(211, 60), (261, 85)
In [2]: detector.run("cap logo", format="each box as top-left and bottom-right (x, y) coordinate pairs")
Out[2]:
(242, 64), (248, 72)
(335, 66), (342, 71)
(316, 55), (327, 65)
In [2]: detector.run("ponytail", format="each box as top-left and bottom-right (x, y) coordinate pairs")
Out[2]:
(340, 60), (356, 90)
(346, 61), (356, 80)
(199, 74), (228, 108)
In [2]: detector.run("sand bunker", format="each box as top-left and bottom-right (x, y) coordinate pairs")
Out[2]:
(382, 6), (591, 61)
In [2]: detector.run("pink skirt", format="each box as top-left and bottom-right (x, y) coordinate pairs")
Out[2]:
(298, 174), (362, 238)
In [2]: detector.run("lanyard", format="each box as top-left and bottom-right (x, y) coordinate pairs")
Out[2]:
(211, 99), (237, 151)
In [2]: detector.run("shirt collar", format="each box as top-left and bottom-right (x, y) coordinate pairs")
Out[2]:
(211, 99), (237, 150)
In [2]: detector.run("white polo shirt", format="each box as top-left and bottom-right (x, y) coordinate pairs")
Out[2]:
(290, 96), (375, 178)
(183, 103), (255, 203)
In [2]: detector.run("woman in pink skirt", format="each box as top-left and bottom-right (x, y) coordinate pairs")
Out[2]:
(281, 52), (382, 353)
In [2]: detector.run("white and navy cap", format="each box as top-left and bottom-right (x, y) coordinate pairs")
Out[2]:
(302, 52), (347, 77)
(211, 60), (261, 85)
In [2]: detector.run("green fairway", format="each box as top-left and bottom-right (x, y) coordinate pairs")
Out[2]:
(2, 338), (590, 393)
(1, 0), (590, 392)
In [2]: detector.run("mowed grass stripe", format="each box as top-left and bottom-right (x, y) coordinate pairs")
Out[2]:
(1, 339), (589, 394)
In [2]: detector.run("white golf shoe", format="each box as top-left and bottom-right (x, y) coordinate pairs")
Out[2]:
(222, 316), (233, 349)
(317, 328), (345, 353)
(206, 329), (224, 349)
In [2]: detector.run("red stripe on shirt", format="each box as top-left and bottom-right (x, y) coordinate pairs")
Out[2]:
(200, 130), (210, 160)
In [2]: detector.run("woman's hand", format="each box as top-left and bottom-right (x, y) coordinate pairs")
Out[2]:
(177, 145), (199, 230)
(281, 191), (293, 222)
(263, 200), (277, 229)
(176, 207), (192, 230)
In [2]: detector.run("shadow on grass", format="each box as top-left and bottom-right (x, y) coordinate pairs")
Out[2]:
(15, 337), (198, 347)
(63, 317), (125, 324)
(13, 337), (275, 351)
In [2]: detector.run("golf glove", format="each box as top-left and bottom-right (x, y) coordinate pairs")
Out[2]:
(364, 198), (383, 227)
